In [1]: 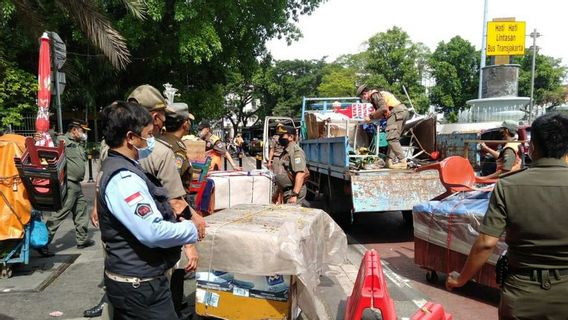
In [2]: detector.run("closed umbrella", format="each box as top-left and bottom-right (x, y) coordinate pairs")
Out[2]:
(35, 32), (53, 147)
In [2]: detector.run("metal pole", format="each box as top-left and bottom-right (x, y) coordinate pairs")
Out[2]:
(478, 0), (489, 99)
(529, 29), (540, 123)
(87, 155), (94, 183)
(50, 34), (64, 134)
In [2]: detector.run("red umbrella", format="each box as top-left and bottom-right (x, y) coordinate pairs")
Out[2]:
(35, 32), (53, 147)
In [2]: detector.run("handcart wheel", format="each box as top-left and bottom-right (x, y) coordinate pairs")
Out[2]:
(426, 270), (438, 283)
(1, 266), (12, 279)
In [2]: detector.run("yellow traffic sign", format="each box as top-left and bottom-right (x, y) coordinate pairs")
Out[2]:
(486, 21), (526, 56)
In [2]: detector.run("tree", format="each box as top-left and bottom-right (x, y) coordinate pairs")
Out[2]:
(514, 51), (567, 106)
(317, 63), (357, 97)
(256, 59), (325, 117)
(1, 0), (145, 69)
(0, 57), (36, 127)
(429, 36), (479, 115)
(363, 27), (430, 112)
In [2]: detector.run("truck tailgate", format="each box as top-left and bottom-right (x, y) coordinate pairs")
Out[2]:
(351, 169), (445, 212)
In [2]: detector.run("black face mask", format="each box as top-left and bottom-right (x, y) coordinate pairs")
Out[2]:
(279, 137), (290, 147)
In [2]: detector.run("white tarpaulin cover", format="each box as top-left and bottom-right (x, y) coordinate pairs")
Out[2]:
(413, 191), (507, 265)
(197, 204), (348, 319)
(208, 170), (272, 210)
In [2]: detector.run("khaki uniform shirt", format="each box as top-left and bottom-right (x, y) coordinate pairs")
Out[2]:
(60, 133), (86, 182)
(479, 158), (568, 269)
(139, 135), (186, 200)
(159, 133), (193, 191)
(275, 142), (306, 188)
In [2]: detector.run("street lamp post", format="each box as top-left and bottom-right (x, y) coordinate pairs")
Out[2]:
(529, 29), (541, 123)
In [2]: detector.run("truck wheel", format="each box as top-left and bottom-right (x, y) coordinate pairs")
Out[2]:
(322, 178), (353, 228)
(402, 210), (413, 227)
(426, 270), (439, 283)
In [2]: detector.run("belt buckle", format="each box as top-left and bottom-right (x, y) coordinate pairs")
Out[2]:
(132, 277), (141, 289)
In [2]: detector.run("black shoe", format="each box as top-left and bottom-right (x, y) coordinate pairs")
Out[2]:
(35, 246), (55, 257)
(83, 301), (104, 318)
(77, 239), (95, 249)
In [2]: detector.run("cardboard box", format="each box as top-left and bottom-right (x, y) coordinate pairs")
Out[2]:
(196, 271), (297, 319)
(183, 140), (206, 162)
(208, 172), (272, 210)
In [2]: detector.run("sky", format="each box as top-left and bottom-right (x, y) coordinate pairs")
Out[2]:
(266, 0), (568, 66)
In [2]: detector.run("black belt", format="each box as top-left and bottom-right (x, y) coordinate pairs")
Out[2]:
(510, 268), (568, 277)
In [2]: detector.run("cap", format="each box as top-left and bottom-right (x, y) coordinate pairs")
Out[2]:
(197, 120), (211, 130)
(500, 120), (519, 133)
(277, 125), (296, 135)
(167, 102), (195, 120)
(356, 84), (368, 97)
(127, 85), (175, 113)
(68, 119), (90, 131)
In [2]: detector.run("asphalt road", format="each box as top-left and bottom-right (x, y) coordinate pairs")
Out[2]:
(346, 211), (500, 320)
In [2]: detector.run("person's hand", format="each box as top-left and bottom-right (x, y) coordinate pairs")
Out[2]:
(232, 166), (242, 171)
(288, 196), (298, 204)
(267, 161), (273, 170)
(364, 116), (371, 123)
(183, 244), (198, 272)
(445, 271), (465, 291)
(90, 207), (99, 228)
(480, 142), (488, 151)
(191, 212), (207, 240)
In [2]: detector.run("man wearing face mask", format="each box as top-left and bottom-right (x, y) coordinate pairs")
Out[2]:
(479, 120), (522, 180)
(98, 101), (198, 319)
(274, 126), (308, 204)
(197, 120), (238, 171)
(39, 120), (94, 257)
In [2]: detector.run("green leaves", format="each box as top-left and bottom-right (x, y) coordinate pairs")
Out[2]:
(0, 58), (36, 127)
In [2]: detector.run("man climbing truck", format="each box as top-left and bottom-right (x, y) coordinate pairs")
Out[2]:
(263, 97), (445, 227)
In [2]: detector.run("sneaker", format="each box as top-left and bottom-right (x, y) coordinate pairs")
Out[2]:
(77, 239), (95, 249)
(35, 246), (55, 257)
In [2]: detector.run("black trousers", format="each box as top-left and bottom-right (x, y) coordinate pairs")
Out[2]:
(105, 275), (179, 320)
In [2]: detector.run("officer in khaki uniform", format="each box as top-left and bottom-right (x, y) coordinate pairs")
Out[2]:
(161, 102), (195, 191)
(357, 84), (409, 169)
(274, 126), (308, 204)
(446, 112), (568, 319)
(480, 120), (523, 179)
(41, 120), (94, 256)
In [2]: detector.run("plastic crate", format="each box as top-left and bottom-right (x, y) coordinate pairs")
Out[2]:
(14, 138), (67, 211)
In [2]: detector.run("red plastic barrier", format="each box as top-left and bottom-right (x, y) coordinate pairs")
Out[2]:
(411, 302), (453, 320)
(344, 249), (396, 320)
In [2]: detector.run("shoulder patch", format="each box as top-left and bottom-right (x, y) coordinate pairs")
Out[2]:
(176, 140), (186, 150)
(135, 203), (153, 219)
(175, 155), (184, 169)
(294, 157), (302, 164)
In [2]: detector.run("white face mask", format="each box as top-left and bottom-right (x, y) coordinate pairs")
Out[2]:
(81, 132), (88, 141)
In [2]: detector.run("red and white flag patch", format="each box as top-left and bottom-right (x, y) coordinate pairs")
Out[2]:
(125, 192), (144, 206)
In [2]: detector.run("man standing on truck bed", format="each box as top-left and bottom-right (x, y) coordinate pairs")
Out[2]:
(357, 84), (409, 169)
(479, 120), (522, 179)
(274, 125), (308, 204)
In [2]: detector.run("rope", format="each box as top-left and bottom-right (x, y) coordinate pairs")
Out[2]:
(0, 189), (25, 228)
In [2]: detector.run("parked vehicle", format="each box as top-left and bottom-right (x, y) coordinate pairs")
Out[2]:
(263, 97), (444, 227)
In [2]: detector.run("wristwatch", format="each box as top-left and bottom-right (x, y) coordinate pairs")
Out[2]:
(290, 191), (300, 197)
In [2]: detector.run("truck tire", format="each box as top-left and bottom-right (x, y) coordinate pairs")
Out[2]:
(402, 210), (413, 227)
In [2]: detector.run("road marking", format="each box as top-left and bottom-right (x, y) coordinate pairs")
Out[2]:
(381, 260), (412, 288)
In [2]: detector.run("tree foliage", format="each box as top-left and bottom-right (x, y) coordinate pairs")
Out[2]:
(429, 36), (479, 113)
(0, 57), (36, 127)
(514, 51), (567, 106)
(256, 59), (325, 118)
(317, 63), (357, 97)
(363, 27), (429, 112)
